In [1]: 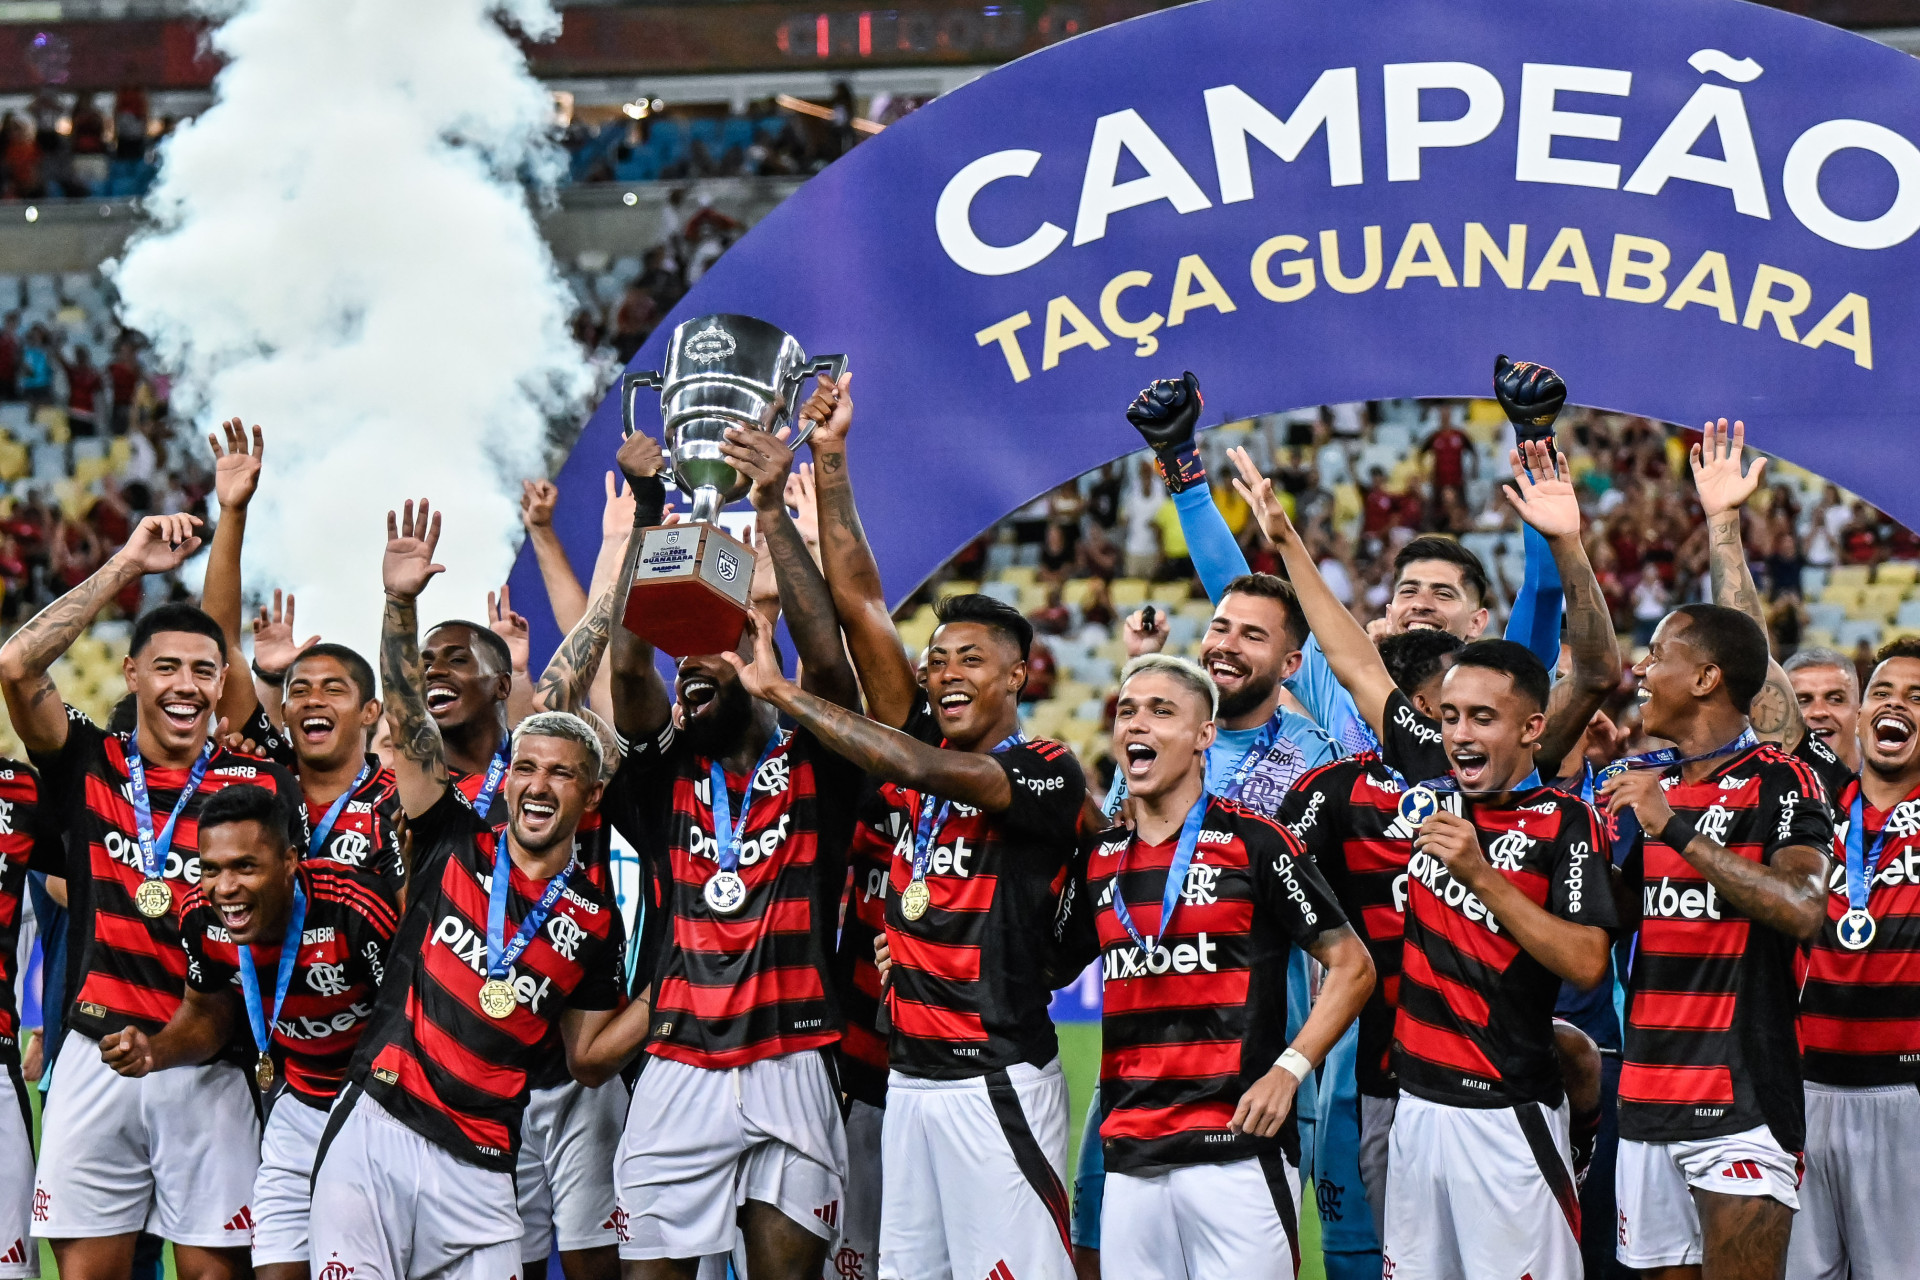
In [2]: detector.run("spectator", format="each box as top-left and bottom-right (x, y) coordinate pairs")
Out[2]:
(106, 339), (141, 434)
(0, 313), (21, 400)
(1020, 635), (1056, 703)
(113, 86), (150, 162)
(3, 115), (42, 199)
(1120, 459), (1164, 579)
(63, 345), (103, 435)
(608, 280), (659, 364)
(17, 326), (52, 408)
(1037, 521), (1075, 586)
(1420, 404), (1475, 500)
(69, 93), (107, 194)
(1853, 636), (1878, 689)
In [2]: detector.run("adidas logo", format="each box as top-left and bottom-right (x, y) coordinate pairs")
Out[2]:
(223, 1206), (255, 1233)
(0, 1238), (27, 1265)
(602, 1207), (630, 1243)
(984, 1263), (1017, 1280)
(1721, 1160), (1764, 1181)
(813, 1200), (839, 1231)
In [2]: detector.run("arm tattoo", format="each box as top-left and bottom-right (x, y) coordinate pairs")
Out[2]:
(380, 594), (445, 777)
(6, 558), (140, 677)
(773, 681), (1008, 807)
(1705, 509), (1802, 747)
(759, 507), (857, 707)
(534, 535), (630, 714)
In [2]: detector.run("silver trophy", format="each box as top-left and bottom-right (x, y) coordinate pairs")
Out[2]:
(622, 314), (848, 524)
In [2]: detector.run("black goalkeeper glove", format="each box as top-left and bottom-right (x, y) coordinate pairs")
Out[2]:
(1126, 371), (1207, 494)
(1493, 354), (1566, 446)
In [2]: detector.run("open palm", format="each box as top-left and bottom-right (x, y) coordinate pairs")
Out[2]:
(1503, 440), (1580, 538)
(383, 499), (445, 599)
(1691, 417), (1766, 517)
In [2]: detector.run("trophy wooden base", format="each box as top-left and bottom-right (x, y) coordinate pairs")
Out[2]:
(623, 522), (755, 658)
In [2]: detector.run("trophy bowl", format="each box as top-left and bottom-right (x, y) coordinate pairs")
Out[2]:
(622, 314), (846, 524)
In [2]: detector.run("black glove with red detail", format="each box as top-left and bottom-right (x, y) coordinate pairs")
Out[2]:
(1492, 354), (1567, 446)
(1127, 371), (1208, 494)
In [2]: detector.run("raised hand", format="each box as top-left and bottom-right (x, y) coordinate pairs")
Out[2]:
(1226, 445), (1295, 546)
(602, 471), (636, 538)
(799, 371), (853, 451)
(208, 417), (264, 510)
(119, 513), (204, 574)
(785, 462), (820, 549)
(616, 430), (666, 484)
(520, 479), (558, 530)
(719, 609), (788, 701)
(487, 585), (530, 673)
(1492, 354), (1566, 443)
(1502, 439), (1581, 539)
(1126, 371), (1203, 452)
(720, 424), (795, 514)
(383, 499), (445, 600)
(1122, 606), (1168, 659)
(1690, 417), (1767, 517)
(251, 589), (318, 676)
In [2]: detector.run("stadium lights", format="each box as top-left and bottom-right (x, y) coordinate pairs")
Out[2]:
(22, 206), (36, 223)
(774, 93), (886, 134)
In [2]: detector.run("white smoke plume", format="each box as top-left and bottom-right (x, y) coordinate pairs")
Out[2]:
(111, 0), (591, 659)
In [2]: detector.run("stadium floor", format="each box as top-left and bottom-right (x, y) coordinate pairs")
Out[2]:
(30, 1026), (1326, 1280)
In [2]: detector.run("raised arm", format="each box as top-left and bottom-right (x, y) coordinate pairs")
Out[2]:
(520, 479), (589, 636)
(202, 418), (266, 733)
(1503, 440), (1623, 767)
(246, 590), (320, 733)
(379, 499), (451, 818)
(608, 446), (673, 743)
(1693, 418), (1804, 751)
(803, 375), (920, 728)
(726, 612), (1014, 810)
(1492, 356), (1570, 670)
(488, 585), (537, 728)
(0, 513), (204, 754)
(722, 422), (859, 709)
(1126, 371), (1251, 602)
(1228, 446), (1397, 735)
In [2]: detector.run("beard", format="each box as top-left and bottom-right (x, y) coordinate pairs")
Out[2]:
(1215, 670), (1279, 721)
(681, 678), (755, 757)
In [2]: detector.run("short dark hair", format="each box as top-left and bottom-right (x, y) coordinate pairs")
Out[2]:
(934, 592), (1032, 661)
(1875, 637), (1920, 667)
(425, 620), (512, 674)
(1221, 573), (1307, 649)
(108, 693), (137, 734)
(1378, 629), (1466, 697)
(1392, 536), (1490, 607)
(130, 603), (228, 663)
(196, 783), (294, 853)
(1670, 603), (1770, 714)
(1449, 638), (1552, 711)
(287, 643), (378, 705)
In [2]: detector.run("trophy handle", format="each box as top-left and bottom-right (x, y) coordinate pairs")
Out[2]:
(622, 369), (672, 486)
(781, 354), (847, 452)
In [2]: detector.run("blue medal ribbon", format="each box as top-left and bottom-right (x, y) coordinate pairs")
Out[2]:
(235, 876), (307, 1071)
(308, 762), (373, 859)
(471, 746), (510, 819)
(125, 735), (214, 882)
(908, 733), (1023, 888)
(1599, 728), (1759, 855)
(707, 732), (785, 876)
(1844, 789), (1897, 916)
(1109, 792), (1209, 960)
(486, 840), (577, 984)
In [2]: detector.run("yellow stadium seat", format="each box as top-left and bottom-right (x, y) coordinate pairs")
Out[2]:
(1061, 579), (1094, 608)
(1148, 582), (1190, 605)
(896, 617), (935, 655)
(1110, 578), (1149, 608)
(999, 565), (1038, 589)
(1096, 636), (1130, 666)
(1829, 565), (1871, 590)
(1017, 585), (1047, 614)
(938, 580), (979, 600)
(1858, 585), (1907, 620)
(1821, 584), (1865, 611)
(1178, 600), (1216, 624)
(0, 439), (26, 482)
(107, 437), (132, 472)
(1023, 699), (1069, 735)
(1880, 562), (1920, 586)
(1063, 718), (1107, 756)
(1051, 680), (1095, 708)
(1803, 628), (1837, 651)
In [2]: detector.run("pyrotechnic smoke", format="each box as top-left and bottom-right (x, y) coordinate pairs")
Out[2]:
(111, 0), (591, 658)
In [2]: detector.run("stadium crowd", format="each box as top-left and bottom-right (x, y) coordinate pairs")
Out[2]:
(0, 342), (1914, 1280)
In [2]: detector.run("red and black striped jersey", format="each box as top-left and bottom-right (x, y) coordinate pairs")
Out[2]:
(303, 757), (406, 902)
(1277, 754), (1415, 1098)
(1065, 796), (1345, 1173)
(1792, 731), (1855, 806)
(1799, 774), (1920, 1086)
(1618, 744), (1832, 1149)
(351, 788), (624, 1170)
(1393, 787), (1615, 1109)
(181, 862), (399, 1107)
(28, 709), (306, 1039)
(834, 785), (894, 1107)
(0, 761), (41, 1064)
(602, 723), (858, 1070)
(871, 734), (1086, 1079)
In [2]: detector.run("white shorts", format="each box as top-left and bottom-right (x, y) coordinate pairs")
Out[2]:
(1382, 1094), (1581, 1280)
(515, 1077), (629, 1262)
(614, 1051), (846, 1261)
(1104, 1155), (1301, 1280)
(252, 1096), (332, 1266)
(309, 1090), (521, 1280)
(1358, 1092), (1397, 1245)
(32, 1029), (260, 1247)
(834, 1098), (882, 1280)
(1789, 1083), (1920, 1280)
(1616, 1124), (1802, 1270)
(0, 1067), (38, 1278)
(880, 1059), (1072, 1280)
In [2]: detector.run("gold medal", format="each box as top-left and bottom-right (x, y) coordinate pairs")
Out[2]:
(478, 977), (517, 1019)
(134, 878), (172, 918)
(256, 1052), (275, 1091)
(900, 879), (931, 921)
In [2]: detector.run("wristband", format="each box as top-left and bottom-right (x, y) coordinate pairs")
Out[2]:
(251, 659), (287, 684)
(1660, 813), (1699, 852)
(1275, 1046), (1312, 1083)
(627, 472), (668, 529)
(1153, 440), (1207, 495)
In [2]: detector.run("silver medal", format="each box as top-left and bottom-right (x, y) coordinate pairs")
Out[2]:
(1398, 785), (1440, 828)
(704, 870), (747, 915)
(1838, 907), (1877, 951)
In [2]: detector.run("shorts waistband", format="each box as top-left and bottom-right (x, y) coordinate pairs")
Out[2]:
(888, 1057), (1061, 1092)
(1804, 1080), (1919, 1097)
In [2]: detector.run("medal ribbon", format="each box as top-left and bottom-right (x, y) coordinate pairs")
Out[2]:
(909, 733), (1023, 887)
(1845, 788), (1898, 916)
(235, 877), (307, 1068)
(126, 736), (214, 883)
(1602, 728), (1758, 854)
(1108, 793), (1209, 960)
(471, 746), (510, 819)
(486, 839), (577, 983)
(707, 732), (785, 877)
(308, 762), (373, 859)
